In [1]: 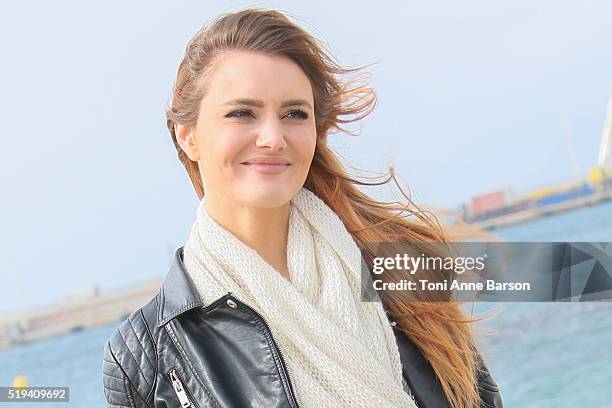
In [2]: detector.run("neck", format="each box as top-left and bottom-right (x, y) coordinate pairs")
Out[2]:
(202, 193), (292, 282)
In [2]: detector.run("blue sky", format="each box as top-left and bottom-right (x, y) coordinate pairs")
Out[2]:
(1, 0), (611, 314)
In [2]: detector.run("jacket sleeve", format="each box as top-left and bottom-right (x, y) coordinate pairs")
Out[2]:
(103, 339), (138, 407)
(102, 310), (158, 408)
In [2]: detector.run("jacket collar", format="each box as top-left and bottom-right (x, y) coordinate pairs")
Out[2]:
(157, 246), (204, 327)
(157, 246), (398, 327)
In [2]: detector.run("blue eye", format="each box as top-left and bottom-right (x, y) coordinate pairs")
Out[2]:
(226, 109), (253, 118)
(225, 108), (309, 120)
(285, 109), (309, 119)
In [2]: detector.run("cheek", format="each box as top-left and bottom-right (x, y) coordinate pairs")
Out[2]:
(199, 132), (242, 178)
(294, 128), (317, 163)
(217, 138), (240, 161)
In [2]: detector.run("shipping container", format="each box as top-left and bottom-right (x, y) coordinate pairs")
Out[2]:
(469, 190), (508, 216)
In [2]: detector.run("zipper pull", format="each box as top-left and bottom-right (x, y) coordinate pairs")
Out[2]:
(168, 368), (193, 408)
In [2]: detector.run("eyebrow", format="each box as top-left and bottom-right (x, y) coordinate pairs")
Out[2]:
(222, 98), (313, 110)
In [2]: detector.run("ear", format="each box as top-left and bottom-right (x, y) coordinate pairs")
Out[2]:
(175, 123), (201, 161)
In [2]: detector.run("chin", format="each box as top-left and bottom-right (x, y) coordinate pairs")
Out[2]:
(240, 183), (297, 209)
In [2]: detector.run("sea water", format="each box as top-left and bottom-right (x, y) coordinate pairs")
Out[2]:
(473, 199), (612, 407)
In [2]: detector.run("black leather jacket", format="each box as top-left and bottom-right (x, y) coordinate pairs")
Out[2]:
(103, 247), (503, 408)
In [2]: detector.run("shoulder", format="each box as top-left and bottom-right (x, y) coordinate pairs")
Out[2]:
(102, 293), (160, 408)
(475, 351), (504, 407)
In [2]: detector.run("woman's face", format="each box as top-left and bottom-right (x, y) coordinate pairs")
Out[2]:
(177, 50), (317, 210)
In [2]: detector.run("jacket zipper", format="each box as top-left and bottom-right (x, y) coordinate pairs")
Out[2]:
(168, 368), (194, 408)
(227, 292), (301, 408)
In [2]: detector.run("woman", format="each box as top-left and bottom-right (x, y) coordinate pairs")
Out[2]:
(103, 7), (503, 408)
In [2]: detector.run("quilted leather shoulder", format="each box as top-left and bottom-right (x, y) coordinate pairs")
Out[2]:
(476, 351), (504, 407)
(102, 294), (160, 408)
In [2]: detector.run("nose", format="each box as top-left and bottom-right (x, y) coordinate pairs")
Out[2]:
(255, 116), (287, 151)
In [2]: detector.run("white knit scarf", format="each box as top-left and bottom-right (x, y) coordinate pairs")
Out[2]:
(182, 187), (417, 407)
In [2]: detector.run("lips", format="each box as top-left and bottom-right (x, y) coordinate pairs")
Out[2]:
(241, 157), (291, 165)
(240, 157), (291, 175)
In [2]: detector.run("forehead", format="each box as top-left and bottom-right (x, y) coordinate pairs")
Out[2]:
(201, 50), (314, 104)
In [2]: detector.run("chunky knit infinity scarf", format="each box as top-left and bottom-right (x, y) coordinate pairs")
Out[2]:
(183, 187), (417, 407)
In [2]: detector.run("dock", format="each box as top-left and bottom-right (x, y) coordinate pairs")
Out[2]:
(0, 279), (162, 351)
(470, 188), (612, 230)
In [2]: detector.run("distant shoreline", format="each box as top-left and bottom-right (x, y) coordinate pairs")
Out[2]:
(0, 279), (161, 351)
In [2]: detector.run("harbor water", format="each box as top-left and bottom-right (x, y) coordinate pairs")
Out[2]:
(1, 200), (611, 407)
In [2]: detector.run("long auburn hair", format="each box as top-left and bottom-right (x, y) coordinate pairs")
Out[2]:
(166, 7), (491, 408)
